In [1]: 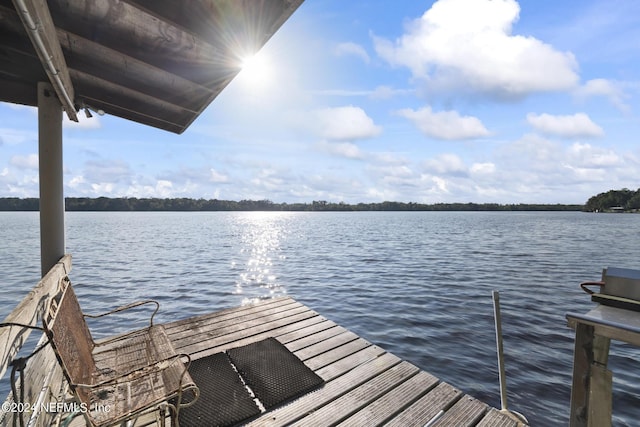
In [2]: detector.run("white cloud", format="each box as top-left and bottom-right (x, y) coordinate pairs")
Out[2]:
(373, 0), (579, 99)
(210, 168), (229, 183)
(574, 79), (630, 112)
(155, 180), (173, 197)
(396, 106), (490, 140)
(69, 175), (85, 188)
(91, 183), (114, 194)
(470, 162), (496, 175)
(0, 128), (36, 145)
(566, 142), (622, 168)
(316, 141), (364, 159)
(526, 112), (604, 138)
(312, 106), (382, 141)
(10, 154), (39, 170)
(423, 153), (467, 175)
(335, 42), (370, 63)
(84, 159), (132, 183)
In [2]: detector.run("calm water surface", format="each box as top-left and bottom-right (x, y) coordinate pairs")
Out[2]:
(1, 211), (639, 426)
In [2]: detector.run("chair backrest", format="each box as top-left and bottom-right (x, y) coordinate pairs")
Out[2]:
(602, 267), (640, 300)
(43, 281), (96, 401)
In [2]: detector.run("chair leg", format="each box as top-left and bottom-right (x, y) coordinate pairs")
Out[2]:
(157, 405), (167, 427)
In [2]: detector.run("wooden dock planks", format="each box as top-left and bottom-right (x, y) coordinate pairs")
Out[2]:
(10, 296), (526, 426)
(161, 296), (528, 427)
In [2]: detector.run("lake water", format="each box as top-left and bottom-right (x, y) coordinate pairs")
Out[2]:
(1, 211), (639, 425)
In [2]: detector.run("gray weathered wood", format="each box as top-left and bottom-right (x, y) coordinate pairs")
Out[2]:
(290, 362), (420, 427)
(0, 254), (71, 380)
(477, 409), (518, 427)
(304, 338), (371, 371)
(294, 330), (359, 361)
(386, 382), (463, 427)
(588, 363), (612, 427)
(431, 394), (488, 426)
(283, 323), (343, 351)
(12, 0), (77, 120)
(245, 352), (401, 427)
(336, 370), (439, 426)
(3, 293), (530, 426)
(178, 309), (319, 357)
(168, 299), (304, 345)
(164, 296), (294, 331)
(169, 301), (308, 346)
(315, 344), (386, 381)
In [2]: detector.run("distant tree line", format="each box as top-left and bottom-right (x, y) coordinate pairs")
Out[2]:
(584, 188), (640, 212)
(0, 197), (584, 212)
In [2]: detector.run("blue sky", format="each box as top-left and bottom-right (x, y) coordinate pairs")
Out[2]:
(1, 0), (639, 204)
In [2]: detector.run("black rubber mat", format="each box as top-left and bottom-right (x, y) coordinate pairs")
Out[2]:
(173, 352), (260, 427)
(227, 337), (324, 409)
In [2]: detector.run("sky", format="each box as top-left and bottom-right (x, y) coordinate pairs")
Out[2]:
(1, 0), (640, 204)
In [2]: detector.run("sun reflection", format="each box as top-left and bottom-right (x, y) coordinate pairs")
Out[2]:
(232, 212), (290, 304)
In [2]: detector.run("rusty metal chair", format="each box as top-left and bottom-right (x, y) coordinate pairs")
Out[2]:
(42, 277), (198, 427)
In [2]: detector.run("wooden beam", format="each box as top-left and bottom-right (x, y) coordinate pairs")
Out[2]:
(12, 0), (77, 121)
(48, 0), (234, 86)
(57, 29), (214, 111)
(0, 254), (71, 380)
(0, 79), (37, 106)
(70, 69), (194, 133)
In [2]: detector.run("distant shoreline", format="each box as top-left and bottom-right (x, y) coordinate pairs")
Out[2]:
(0, 197), (584, 212)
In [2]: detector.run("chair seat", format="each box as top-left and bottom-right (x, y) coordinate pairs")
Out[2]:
(86, 325), (197, 427)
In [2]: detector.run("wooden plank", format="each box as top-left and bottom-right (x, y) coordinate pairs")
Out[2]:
(164, 296), (293, 331)
(184, 315), (329, 360)
(477, 409), (519, 427)
(0, 254), (71, 380)
(315, 344), (386, 382)
(431, 395), (488, 427)
(569, 323), (592, 427)
(588, 364), (612, 427)
(169, 302), (309, 347)
(335, 370), (439, 426)
(294, 331), (359, 361)
(126, 0), (304, 49)
(385, 382), (463, 427)
(305, 338), (371, 371)
(1, 335), (66, 427)
(245, 352), (401, 427)
(179, 310), (320, 357)
(48, 0), (231, 86)
(70, 69), (194, 125)
(291, 362), (420, 427)
(279, 322), (341, 349)
(57, 29), (213, 111)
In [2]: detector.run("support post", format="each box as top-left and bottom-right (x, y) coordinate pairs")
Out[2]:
(38, 81), (65, 276)
(569, 323), (612, 427)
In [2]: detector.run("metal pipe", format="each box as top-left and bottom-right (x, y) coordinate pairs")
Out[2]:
(14, 0), (77, 121)
(492, 290), (508, 411)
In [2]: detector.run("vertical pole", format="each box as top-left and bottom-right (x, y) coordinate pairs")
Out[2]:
(492, 290), (508, 411)
(38, 82), (65, 277)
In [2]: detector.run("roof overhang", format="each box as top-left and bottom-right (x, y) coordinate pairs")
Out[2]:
(0, 0), (304, 133)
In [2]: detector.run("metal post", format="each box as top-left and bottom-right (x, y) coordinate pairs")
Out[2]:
(38, 81), (65, 276)
(492, 290), (508, 411)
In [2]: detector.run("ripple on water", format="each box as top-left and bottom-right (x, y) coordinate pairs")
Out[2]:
(1, 211), (640, 426)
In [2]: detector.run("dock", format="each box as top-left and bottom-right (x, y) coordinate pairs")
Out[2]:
(105, 296), (523, 426)
(2, 281), (526, 426)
